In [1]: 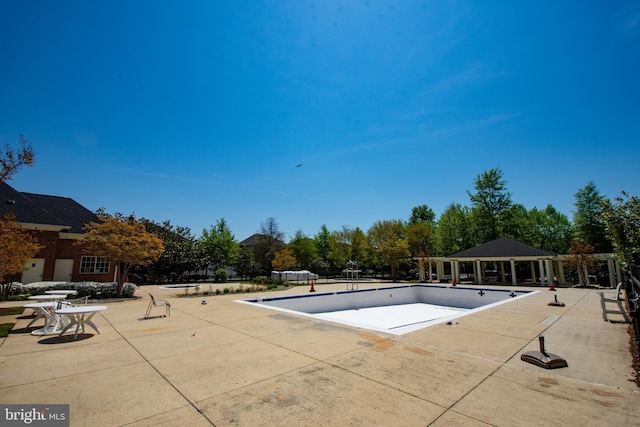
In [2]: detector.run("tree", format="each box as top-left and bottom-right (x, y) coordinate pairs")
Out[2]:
(528, 205), (572, 254)
(253, 217), (285, 274)
(368, 219), (410, 281)
(139, 219), (204, 283)
(563, 240), (598, 286)
(314, 224), (331, 262)
(435, 203), (475, 256)
(601, 191), (640, 266)
(272, 248), (297, 280)
(500, 203), (534, 244)
(406, 221), (436, 281)
(0, 214), (42, 295)
(1, 135), (34, 182)
(75, 212), (164, 295)
(468, 167), (512, 242)
(200, 218), (239, 274)
(309, 257), (330, 279)
(409, 205), (436, 224)
(501, 204), (572, 254)
(573, 181), (612, 253)
(234, 245), (259, 280)
(288, 230), (317, 269)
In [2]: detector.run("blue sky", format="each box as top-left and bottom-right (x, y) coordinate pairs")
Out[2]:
(2, 1), (639, 241)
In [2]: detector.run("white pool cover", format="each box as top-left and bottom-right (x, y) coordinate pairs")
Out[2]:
(238, 285), (535, 335)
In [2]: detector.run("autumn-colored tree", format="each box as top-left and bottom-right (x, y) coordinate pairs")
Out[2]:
(1, 135), (35, 182)
(272, 248), (297, 281)
(76, 213), (164, 295)
(0, 214), (42, 295)
(563, 240), (598, 286)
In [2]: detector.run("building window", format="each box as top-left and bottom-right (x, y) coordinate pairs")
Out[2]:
(80, 256), (110, 274)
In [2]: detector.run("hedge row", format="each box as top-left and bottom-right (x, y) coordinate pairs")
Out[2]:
(4, 281), (137, 298)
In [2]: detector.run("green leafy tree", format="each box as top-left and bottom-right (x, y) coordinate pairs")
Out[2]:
(288, 230), (317, 269)
(200, 218), (239, 274)
(368, 219), (410, 281)
(139, 219), (203, 283)
(601, 191), (640, 266)
(409, 204), (436, 224)
(326, 226), (372, 276)
(500, 203), (534, 244)
(528, 205), (573, 254)
(234, 244), (258, 280)
(468, 167), (512, 242)
(573, 181), (612, 253)
(314, 224), (331, 262)
(309, 257), (330, 279)
(435, 203), (475, 256)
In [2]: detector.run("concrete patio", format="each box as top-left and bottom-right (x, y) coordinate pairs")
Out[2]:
(1, 283), (638, 426)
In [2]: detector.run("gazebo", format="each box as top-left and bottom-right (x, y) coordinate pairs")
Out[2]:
(415, 237), (622, 287)
(446, 237), (558, 286)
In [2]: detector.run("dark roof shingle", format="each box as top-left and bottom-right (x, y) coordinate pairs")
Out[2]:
(0, 182), (98, 233)
(448, 237), (556, 258)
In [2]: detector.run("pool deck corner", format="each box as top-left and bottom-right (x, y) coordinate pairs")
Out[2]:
(1, 282), (638, 426)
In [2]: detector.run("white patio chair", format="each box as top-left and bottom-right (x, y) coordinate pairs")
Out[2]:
(65, 296), (90, 306)
(144, 293), (171, 318)
(598, 282), (630, 323)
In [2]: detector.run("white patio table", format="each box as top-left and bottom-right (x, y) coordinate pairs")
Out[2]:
(55, 306), (107, 340)
(25, 294), (67, 317)
(23, 302), (57, 329)
(24, 302), (75, 336)
(45, 290), (78, 295)
(28, 294), (67, 301)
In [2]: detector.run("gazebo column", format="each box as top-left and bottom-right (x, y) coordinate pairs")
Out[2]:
(510, 260), (517, 285)
(436, 261), (444, 281)
(545, 259), (555, 287)
(453, 261), (460, 283)
(615, 259), (623, 285)
(476, 260), (482, 284)
(530, 261), (537, 284)
(538, 260), (546, 286)
(557, 260), (566, 285)
(428, 260), (433, 282)
(500, 262), (506, 283)
(607, 258), (616, 288)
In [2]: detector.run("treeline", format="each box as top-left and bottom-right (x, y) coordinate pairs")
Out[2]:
(133, 167), (639, 283)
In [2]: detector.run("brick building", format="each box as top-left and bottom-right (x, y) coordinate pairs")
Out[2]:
(1, 182), (114, 283)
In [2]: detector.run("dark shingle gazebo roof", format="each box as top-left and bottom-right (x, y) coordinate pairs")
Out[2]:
(448, 237), (556, 259)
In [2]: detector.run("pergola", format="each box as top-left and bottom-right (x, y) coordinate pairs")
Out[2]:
(415, 237), (622, 287)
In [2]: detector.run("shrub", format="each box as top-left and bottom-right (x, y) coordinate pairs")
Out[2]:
(9, 281), (138, 298)
(215, 268), (228, 283)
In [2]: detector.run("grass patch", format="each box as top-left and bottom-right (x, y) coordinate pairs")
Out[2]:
(0, 306), (25, 316)
(0, 322), (14, 338)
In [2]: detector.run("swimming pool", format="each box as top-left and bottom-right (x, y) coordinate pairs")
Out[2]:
(237, 285), (536, 335)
